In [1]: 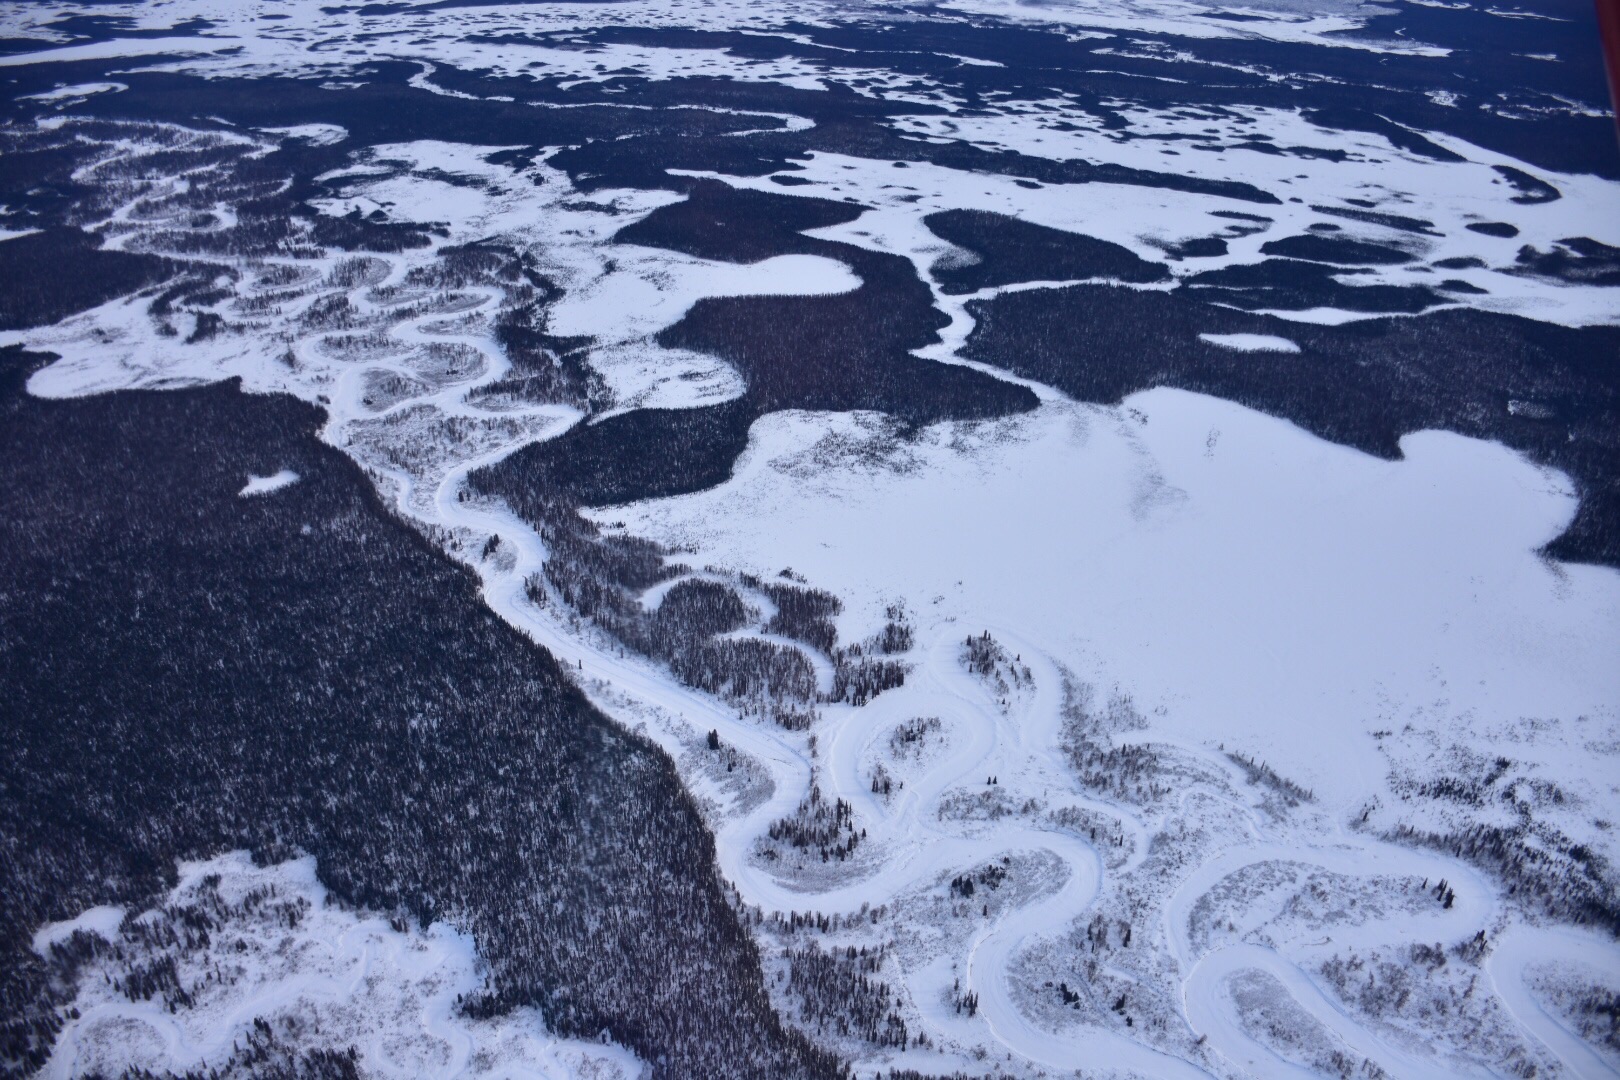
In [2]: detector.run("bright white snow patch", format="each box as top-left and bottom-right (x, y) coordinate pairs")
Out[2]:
(32, 905), (125, 956)
(261, 123), (348, 146)
(551, 252), (860, 342)
(0, 38), (233, 68)
(1199, 332), (1302, 353)
(239, 469), (300, 496)
(19, 82), (126, 103)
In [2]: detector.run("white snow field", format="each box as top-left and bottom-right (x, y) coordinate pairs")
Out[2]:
(4, 0), (1619, 1072)
(588, 397), (1620, 1076)
(596, 394), (1616, 814)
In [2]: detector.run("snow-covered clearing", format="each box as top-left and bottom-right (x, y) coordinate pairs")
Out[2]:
(239, 469), (300, 496)
(36, 852), (642, 1079)
(596, 395), (1616, 816)
(549, 252), (860, 346)
(1199, 332), (1301, 352)
(585, 394), (1618, 1074)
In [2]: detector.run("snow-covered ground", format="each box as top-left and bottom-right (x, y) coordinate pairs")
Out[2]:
(596, 393), (1616, 817)
(36, 853), (642, 1079)
(5, 1), (1619, 1072)
(1200, 333), (1301, 352)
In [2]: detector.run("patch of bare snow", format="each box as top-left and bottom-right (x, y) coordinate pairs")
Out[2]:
(239, 469), (300, 497)
(1199, 332), (1302, 352)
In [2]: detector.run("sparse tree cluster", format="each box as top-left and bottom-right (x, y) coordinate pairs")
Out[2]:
(1227, 752), (1315, 807)
(948, 862), (1006, 900)
(760, 581), (841, 654)
(889, 717), (942, 756)
(472, 282), (604, 412)
(1079, 912), (1133, 953)
(782, 942), (908, 1048)
(829, 643), (908, 706)
(764, 785), (864, 864)
(41, 873), (310, 1018)
(1385, 820), (1619, 933)
(1058, 685), (1184, 806)
(1063, 736), (1169, 805)
(122, 1021), (363, 1080)
(963, 630), (1031, 703)
(870, 762), (895, 799)
(948, 978), (979, 1018)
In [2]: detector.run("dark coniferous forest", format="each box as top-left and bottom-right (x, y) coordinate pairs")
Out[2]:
(0, 350), (836, 1080)
(475, 181), (1037, 517)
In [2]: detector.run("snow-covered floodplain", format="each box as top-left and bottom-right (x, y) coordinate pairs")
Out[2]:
(549, 253), (860, 342)
(593, 393), (1617, 816)
(580, 393), (1620, 1073)
(13, 120), (1619, 1073)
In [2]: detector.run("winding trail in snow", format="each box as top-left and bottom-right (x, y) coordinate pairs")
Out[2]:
(1486, 926), (1620, 1080)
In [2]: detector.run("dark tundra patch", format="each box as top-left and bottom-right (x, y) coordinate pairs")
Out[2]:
(961, 284), (1620, 568)
(922, 208), (1170, 292)
(1161, 236), (1230, 260)
(614, 179), (865, 263)
(1493, 164), (1561, 204)
(498, 396), (759, 510)
(1306, 205), (1442, 237)
(1300, 107), (1465, 162)
(0, 357), (835, 1080)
